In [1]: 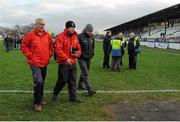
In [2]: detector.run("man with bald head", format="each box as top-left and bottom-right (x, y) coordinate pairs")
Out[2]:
(21, 18), (54, 112)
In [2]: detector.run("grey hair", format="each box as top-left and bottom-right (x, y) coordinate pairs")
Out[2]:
(118, 32), (123, 36)
(130, 32), (135, 37)
(35, 18), (44, 24)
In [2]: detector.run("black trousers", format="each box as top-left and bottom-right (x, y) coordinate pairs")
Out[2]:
(129, 53), (137, 69)
(120, 55), (124, 66)
(53, 64), (77, 100)
(103, 49), (110, 68)
(5, 45), (10, 52)
(30, 65), (47, 105)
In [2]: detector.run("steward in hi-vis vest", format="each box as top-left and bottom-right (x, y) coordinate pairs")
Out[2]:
(109, 37), (123, 72)
(117, 32), (127, 67)
(128, 32), (140, 70)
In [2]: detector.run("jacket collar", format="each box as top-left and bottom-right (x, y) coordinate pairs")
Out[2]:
(34, 27), (47, 36)
(106, 34), (111, 38)
(64, 28), (77, 37)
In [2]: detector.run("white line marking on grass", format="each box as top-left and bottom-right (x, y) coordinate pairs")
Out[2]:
(142, 48), (180, 56)
(1, 89), (180, 94)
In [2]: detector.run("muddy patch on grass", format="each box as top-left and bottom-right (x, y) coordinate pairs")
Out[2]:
(104, 100), (180, 121)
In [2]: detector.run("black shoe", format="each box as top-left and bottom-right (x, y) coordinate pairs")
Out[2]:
(70, 98), (82, 103)
(88, 91), (96, 96)
(52, 95), (58, 101)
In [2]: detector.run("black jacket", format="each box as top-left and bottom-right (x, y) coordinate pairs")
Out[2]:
(78, 32), (95, 60)
(128, 37), (140, 54)
(4, 36), (12, 46)
(103, 35), (112, 52)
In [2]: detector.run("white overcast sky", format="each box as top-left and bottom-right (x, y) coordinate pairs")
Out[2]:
(0, 0), (179, 34)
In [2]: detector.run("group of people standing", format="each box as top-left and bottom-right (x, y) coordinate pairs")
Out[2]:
(3, 35), (23, 52)
(20, 17), (140, 112)
(21, 18), (96, 112)
(103, 31), (140, 72)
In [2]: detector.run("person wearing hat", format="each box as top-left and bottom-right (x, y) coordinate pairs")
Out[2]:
(52, 21), (82, 102)
(77, 24), (96, 96)
(128, 32), (140, 70)
(21, 18), (54, 112)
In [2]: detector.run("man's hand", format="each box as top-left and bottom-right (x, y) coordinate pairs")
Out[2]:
(71, 53), (79, 58)
(66, 58), (72, 65)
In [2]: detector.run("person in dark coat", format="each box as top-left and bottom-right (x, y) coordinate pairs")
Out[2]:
(77, 24), (96, 96)
(4, 35), (12, 52)
(16, 35), (22, 50)
(103, 31), (112, 68)
(128, 32), (140, 70)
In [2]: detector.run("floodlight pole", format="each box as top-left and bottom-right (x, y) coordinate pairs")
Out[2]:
(164, 10), (167, 35)
(148, 20), (151, 36)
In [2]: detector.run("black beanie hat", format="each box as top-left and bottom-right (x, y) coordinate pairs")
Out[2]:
(65, 21), (76, 28)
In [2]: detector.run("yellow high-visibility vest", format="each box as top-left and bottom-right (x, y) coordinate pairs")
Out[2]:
(133, 37), (138, 47)
(121, 37), (126, 44)
(111, 39), (123, 50)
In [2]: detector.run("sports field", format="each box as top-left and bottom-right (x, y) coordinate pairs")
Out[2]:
(0, 40), (180, 120)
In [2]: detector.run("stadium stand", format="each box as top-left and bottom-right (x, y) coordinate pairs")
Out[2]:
(105, 3), (180, 49)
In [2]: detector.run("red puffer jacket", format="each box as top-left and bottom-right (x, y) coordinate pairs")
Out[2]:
(21, 28), (54, 67)
(55, 29), (81, 64)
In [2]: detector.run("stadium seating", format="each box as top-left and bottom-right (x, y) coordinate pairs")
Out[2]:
(141, 26), (180, 39)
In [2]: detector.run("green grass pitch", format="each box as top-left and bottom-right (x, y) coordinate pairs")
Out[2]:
(0, 40), (180, 120)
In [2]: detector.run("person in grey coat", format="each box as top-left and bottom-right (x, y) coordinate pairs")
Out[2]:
(78, 24), (96, 96)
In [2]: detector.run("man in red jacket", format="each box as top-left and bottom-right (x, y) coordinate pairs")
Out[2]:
(52, 21), (81, 103)
(21, 18), (53, 112)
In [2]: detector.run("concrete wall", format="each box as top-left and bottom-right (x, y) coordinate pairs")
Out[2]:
(141, 41), (180, 50)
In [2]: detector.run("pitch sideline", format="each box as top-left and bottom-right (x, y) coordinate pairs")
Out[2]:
(0, 89), (180, 94)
